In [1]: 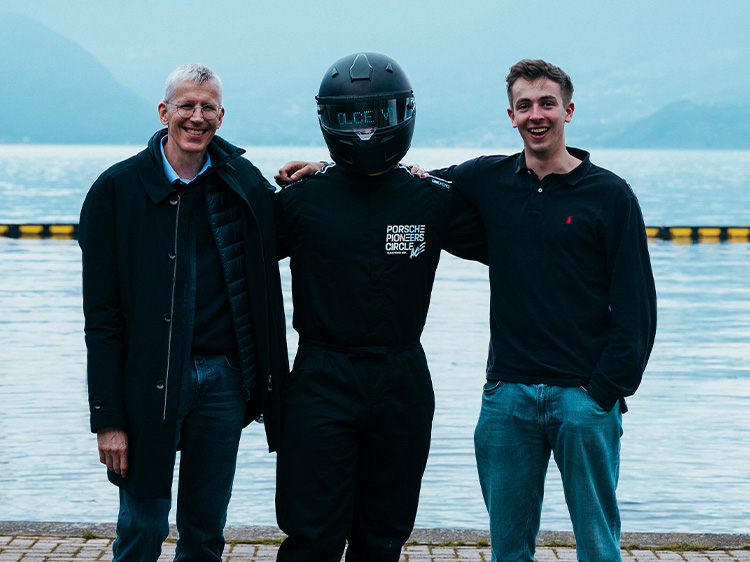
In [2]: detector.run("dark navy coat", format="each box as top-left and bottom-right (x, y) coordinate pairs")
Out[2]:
(79, 130), (288, 498)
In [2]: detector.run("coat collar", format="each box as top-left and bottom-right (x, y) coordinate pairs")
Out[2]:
(138, 129), (246, 204)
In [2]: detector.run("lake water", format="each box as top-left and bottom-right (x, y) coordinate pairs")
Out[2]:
(0, 145), (749, 533)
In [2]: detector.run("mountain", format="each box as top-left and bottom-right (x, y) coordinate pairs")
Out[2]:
(596, 101), (750, 150)
(0, 12), (154, 144)
(0, 12), (747, 149)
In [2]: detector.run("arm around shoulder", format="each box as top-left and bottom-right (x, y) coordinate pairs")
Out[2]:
(443, 185), (489, 264)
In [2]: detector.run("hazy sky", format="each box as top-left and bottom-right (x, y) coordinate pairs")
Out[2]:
(3, 0), (748, 141)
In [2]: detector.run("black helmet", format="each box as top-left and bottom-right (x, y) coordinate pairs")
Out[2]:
(317, 52), (416, 175)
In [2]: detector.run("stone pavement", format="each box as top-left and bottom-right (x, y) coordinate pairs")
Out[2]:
(0, 523), (748, 562)
(1, 536), (750, 562)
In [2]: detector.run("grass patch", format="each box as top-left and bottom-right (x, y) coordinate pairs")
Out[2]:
(81, 530), (97, 540)
(541, 540), (577, 548)
(222, 537), (750, 551)
(227, 537), (285, 545)
(404, 539), (490, 548)
(623, 543), (750, 552)
(651, 543), (715, 552)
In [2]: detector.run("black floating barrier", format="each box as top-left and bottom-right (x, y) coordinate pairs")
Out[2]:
(644, 226), (750, 242)
(0, 224), (79, 239)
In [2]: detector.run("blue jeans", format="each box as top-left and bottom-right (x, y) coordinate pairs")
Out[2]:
(112, 354), (246, 562)
(474, 382), (623, 562)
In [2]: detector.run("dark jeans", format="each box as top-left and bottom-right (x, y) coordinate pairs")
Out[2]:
(112, 354), (246, 562)
(276, 344), (435, 562)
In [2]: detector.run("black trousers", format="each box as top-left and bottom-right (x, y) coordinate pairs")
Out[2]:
(275, 343), (435, 562)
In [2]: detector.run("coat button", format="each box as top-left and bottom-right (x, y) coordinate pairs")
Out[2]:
(163, 314), (172, 323)
(93, 399), (102, 410)
(155, 381), (165, 391)
(168, 251), (176, 260)
(169, 197), (179, 206)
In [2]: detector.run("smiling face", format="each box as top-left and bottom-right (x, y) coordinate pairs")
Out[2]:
(158, 80), (224, 168)
(507, 77), (573, 161)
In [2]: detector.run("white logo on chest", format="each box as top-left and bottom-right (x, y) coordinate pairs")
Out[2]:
(385, 225), (426, 259)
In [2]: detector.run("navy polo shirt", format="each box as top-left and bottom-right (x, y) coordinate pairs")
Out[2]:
(433, 148), (656, 411)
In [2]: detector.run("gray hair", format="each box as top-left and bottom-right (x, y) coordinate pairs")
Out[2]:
(163, 63), (223, 107)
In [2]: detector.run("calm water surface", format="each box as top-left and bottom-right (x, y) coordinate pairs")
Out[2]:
(0, 145), (749, 532)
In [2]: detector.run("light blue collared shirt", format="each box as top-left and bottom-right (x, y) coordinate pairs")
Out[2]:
(160, 135), (211, 184)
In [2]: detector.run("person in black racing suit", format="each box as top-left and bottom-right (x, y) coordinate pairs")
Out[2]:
(273, 52), (487, 562)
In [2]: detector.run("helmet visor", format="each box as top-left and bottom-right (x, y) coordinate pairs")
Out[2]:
(318, 96), (415, 137)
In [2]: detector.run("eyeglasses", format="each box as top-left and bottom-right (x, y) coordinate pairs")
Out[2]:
(165, 102), (221, 120)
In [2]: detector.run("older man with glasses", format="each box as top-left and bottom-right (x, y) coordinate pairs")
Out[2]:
(79, 62), (288, 562)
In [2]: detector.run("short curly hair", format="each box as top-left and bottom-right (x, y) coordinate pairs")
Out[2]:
(506, 59), (573, 106)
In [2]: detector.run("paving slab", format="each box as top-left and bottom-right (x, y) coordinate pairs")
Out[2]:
(1, 522), (748, 561)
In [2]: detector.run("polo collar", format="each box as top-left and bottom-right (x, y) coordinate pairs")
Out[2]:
(515, 147), (592, 186)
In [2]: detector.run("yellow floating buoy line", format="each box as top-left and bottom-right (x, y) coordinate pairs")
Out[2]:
(645, 226), (750, 242)
(1, 224), (750, 242)
(0, 223), (78, 239)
